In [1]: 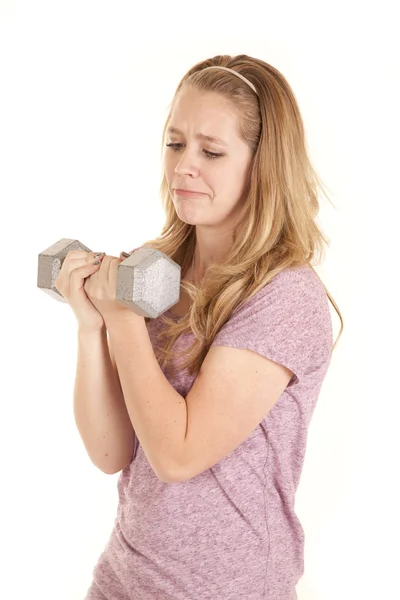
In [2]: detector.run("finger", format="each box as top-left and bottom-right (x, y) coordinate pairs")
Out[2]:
(70, 261), (103, 281)
(60, 255), (105, 285)
(62, 249), (102, 265)
(64, 252), (105, 271)
(55, 258), (102, 295)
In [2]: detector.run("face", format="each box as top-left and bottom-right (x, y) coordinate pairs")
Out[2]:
(163, 87), (253, 230)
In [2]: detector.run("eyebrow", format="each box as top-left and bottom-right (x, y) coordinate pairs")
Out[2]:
(166, 126), (228, 147)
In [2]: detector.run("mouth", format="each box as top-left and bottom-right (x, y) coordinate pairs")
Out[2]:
(174, 189), (205, 197)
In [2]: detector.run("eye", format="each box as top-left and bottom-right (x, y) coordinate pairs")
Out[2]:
(165, 143), (223, 160)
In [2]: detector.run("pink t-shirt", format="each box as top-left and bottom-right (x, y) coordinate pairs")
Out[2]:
(85, 263), (333, 600)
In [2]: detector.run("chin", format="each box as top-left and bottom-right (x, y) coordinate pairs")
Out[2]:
(177, 215), (201, 226)
(173, 206), (200, 226)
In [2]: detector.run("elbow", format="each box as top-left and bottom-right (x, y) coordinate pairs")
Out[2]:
(155, 444), (192, 483)
(98, 441), (137, 474)
(157, 460), (188, 483)
(101, 465), (122, 475)
(95, 456), (132, 475)
(95, 462), (121, 475)
(98, 463), (184, 481)
(100, 461), (173, 480)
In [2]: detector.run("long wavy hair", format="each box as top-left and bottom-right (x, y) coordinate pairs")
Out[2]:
(142, 54), (344, 378)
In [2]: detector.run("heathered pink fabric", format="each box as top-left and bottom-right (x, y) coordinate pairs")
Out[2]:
(84, 263), (333, 600)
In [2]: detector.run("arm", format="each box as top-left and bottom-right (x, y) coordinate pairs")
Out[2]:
(106, 315), (188, 483)
(106, 316), (292, 484)
(102, 268), (324, 484)
(73, 325), (136, 474)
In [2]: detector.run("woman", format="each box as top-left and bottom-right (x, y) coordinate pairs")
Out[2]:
(56, 53), (343, 600)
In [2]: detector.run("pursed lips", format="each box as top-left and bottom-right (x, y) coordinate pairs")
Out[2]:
(174, 189), (205, 196)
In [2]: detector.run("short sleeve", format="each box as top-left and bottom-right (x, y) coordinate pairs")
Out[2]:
(210, 266), (333, 385)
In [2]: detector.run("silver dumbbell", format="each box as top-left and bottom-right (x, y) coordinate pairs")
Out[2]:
(37, 238), (181, 318)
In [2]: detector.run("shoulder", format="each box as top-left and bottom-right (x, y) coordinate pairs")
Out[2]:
(261, 263), (326, 296)
(233, 264), (330, 323)
(211, 264), (333, 382)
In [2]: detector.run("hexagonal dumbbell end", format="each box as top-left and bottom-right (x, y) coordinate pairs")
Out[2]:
(37, 238), (92, 301)
(116, 248), (181, 318)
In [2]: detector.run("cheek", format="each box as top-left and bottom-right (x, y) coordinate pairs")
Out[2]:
(163, 154), (175, 179)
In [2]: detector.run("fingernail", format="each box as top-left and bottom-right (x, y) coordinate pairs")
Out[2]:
(94, 252), (104, 258)
(121, 252), (130, 258)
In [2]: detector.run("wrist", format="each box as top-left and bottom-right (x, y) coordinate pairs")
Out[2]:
(106, 312), (145, 336)
(105, 311), (144, 328)
(77, 323), (107, 338)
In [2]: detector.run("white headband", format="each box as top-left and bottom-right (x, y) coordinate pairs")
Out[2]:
(202, 66), (259, 96)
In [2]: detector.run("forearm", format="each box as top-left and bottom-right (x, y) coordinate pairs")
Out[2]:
(106, 315), (187, 482)
(74, 326), (135, 474)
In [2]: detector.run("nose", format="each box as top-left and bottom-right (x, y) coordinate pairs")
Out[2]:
(174, 149), (200, 177)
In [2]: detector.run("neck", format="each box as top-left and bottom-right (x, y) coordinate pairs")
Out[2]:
(189, 226), (234, 282)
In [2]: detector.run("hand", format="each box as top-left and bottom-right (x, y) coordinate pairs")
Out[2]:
(83, 252), (136, 323)
(54, 250), (107, 331)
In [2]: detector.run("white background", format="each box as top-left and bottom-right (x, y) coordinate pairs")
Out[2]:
(0, 1), (399, 598)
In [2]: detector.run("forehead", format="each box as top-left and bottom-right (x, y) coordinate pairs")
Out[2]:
(168, 87), (240, 141)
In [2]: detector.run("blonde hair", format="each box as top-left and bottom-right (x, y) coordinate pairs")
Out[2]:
(142, 54), (344, 377)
